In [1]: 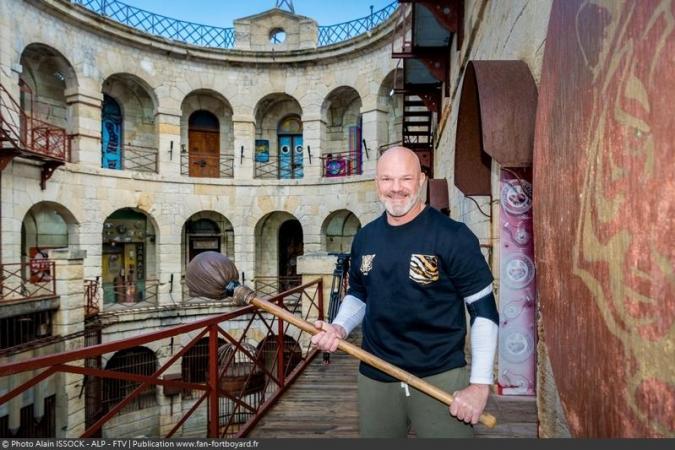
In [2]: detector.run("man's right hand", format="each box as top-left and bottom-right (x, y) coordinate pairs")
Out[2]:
(311, 320), (346, 352)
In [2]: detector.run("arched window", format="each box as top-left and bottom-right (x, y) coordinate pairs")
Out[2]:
(103, 347), (157, 412)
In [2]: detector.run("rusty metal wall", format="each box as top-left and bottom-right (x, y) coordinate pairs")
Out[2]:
(533, 0), (674, 437)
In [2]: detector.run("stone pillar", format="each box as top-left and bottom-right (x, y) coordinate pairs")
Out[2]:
(361, 108), (388, 177)
(48, 248), (86, 438)
(233, 117), (255, 181)
(157, 236), (181, 305)
(65, 89), (102, 166)
(156, 110), (182, 177)
(301, 116), (324, 180)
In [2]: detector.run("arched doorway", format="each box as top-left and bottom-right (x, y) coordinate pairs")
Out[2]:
(101, 94), (123, 170)
(278, 219), (303, 291)
(101, 208), (157, 305)
(186, 218), (220, 262)
(277, 115), (303, 179)
(188, 110), (220, 178)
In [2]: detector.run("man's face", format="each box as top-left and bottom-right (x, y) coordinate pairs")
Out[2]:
(376, 149), (425, 217)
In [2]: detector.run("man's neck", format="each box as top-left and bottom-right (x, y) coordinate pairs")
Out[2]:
(386, 202), (425, 226)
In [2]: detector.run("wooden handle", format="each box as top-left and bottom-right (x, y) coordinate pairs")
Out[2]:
(250, 296), (497, 429)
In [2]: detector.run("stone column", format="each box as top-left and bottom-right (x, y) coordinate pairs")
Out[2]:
(360, 107), (388, 177)
(48, 248), (86, 438)
(233, 116), (255, 181)
(65, 88), (102, 166)
(156, 109), (182, 177)
(301, 116), (324, 180)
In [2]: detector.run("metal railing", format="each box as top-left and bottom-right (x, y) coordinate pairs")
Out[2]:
(254, 155), (304, 180)
(72, 0), (398, 49)
(122, 144), (159, 173)
(321, 151), (363, 177)
(253, 276), (302, 299)
(318, 2), (399, 46)
(0, 83), (70, 161)
(0, 261), (57, 303)
(84, 278), (101, 319)
(72, 0), (236, 48)
(101, 279), (159, 307)
(181, 152), (234, 178)
(0, 278), (324, 438)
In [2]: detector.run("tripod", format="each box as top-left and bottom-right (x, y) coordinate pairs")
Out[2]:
(323, 253), (350, 364)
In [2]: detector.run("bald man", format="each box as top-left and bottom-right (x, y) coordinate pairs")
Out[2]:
(311, 147), (499, 438)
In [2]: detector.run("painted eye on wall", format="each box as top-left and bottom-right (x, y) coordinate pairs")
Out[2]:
(295, 145), (303, 154)
(281, 146), (290, 154)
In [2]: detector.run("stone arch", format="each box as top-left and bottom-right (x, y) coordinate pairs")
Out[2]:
(21, 201), (80, 263)
(321, 209), (361, 253)
(19, 43), (78, 133)
(102, 346), (158, 412)
(377, 69), (404, 148)
(320, 87), (364, 175)
(101, 207), (158, 306)
(101, 73), (159, 171)
(254, 211), (303, 287)
(180, 89), (235, 162)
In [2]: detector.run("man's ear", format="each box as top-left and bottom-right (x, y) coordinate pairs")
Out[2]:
(419, 172), (427, 188)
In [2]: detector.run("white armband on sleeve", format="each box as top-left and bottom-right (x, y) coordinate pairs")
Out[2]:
(331, 294), (366, 337)
(469, 317), (499, 384)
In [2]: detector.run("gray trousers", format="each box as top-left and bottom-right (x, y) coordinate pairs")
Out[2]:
(357, 366), (474, 438)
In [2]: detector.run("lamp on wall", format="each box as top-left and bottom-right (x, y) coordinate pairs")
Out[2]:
(169, 140), (174, 160)
(240, 145), (245, 164)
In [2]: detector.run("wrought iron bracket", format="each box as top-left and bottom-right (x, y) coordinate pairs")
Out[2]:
(40, 161), (64, 190)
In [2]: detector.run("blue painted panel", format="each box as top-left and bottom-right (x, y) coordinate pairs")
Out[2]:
(293, 136), (304, 178)
(101, 95), (122, 170)
(279, 136), (292, 179)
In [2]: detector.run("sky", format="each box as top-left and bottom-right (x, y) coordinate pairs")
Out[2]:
(122, 0), (395, 27)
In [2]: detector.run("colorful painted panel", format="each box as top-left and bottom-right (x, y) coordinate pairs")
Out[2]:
(255, 139), (270, 163)
(278, 135), (292, 179)
(101, 95), (122, 170)
(292, 135), (304, 178)
(533, 0), (674, 437)
(497, 169), (536, 396)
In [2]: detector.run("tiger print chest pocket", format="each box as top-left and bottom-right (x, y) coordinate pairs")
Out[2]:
(409, 254), (440, 286)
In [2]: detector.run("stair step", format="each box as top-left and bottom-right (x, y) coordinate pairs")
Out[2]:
(404, 111), (432, 117)
(404, 100), (426, 107)
(404, 131), (432, 136)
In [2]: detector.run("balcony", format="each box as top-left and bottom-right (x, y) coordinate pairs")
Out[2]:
(101, 279), (159, 308)
(121, 144), (159, 173)
(321, 151), (363, 178)
(254, 155), (304, 180)
(0, 82), (70, 189)
(181, 152), (234, 178)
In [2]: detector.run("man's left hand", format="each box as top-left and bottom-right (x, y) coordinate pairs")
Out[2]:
(449, 384), (490, 424)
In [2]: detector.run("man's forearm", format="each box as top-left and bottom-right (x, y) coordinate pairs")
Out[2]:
(331, 294), (366, 338)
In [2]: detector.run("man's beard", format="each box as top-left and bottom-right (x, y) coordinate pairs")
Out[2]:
(380, 190), (420, 217)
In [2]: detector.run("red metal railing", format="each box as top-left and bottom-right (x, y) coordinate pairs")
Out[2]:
(0, 278), (324, 438)
(0, 82), (70, 161)
(0, 262), (57, 303)
(321, 151), (363, 177)
(84, 278), (101, 318)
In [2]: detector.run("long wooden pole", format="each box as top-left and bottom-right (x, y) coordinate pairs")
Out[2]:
(249, 295), (497, 428)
